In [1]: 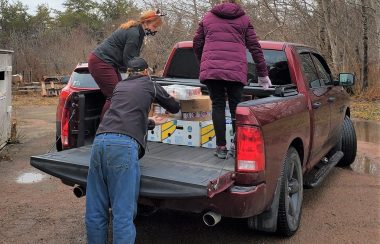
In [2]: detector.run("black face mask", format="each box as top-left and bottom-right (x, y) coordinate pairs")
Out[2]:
(145, 28), (157, 36)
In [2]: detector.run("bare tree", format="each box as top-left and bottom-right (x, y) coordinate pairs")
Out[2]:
(2, 0), (379, 89)
(361, 0), (369, 91)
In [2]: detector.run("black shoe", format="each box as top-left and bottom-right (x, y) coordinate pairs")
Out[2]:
(214, 146), (228, 159)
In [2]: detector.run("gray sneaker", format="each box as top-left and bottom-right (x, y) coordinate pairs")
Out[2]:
(214, 146), (228, 159)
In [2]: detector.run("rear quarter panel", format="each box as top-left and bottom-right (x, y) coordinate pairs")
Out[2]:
(237, 94), (310, 205)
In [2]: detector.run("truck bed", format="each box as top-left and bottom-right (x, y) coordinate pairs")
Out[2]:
(30, 142), (235, 198)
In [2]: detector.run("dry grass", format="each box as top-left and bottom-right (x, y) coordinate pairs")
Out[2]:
(12, 93), (59, 108)
(0, 153), (12, 162)
(352, 86), (380, 102)
(351, 100), (380, 121)
(0, 146), (12, 162)
(351, 85), (380, 121)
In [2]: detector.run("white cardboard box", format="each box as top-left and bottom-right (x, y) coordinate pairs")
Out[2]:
(147, 125), (161, 142)
(162, 120), (201, 147)
(201, 122), (234, 149)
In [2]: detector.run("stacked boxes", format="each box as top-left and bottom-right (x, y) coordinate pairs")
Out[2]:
(148, 85), (235, 149)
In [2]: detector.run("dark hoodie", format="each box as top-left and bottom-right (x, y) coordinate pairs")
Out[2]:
(193, 3), (268, 85)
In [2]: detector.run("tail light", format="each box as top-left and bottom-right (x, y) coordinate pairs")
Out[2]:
(61, 96), (72, 148)
(61, 108), (70, 147)
(236, 125), (265, 172)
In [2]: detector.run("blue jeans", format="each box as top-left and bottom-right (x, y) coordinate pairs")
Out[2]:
(85, 133), (140, 244)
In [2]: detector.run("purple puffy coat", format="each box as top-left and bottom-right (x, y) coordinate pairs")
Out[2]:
(193, 3), (268, 85)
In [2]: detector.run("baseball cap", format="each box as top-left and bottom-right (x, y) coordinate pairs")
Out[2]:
(128, 57), (149, 72)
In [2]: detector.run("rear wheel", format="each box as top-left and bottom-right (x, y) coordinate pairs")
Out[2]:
(277, 147), (303, 236)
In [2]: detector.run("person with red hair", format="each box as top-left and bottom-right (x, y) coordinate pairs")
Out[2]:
(88, 10), (164, 118)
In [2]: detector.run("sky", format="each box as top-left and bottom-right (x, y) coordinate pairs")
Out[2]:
(18, 0), (146, 14)
(18, 0), (65, 14)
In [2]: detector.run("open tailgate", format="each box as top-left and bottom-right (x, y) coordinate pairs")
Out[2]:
(30, 142), (235, 198)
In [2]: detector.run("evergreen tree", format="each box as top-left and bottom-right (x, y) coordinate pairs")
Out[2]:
(57, 0), (101, 32)
(98, 0), (140, 22)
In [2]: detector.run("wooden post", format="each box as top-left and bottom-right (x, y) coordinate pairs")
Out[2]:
(41, 81), (47, 96)
(10, 119), (17, 143)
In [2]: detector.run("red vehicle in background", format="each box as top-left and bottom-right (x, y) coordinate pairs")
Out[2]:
(56, 63), (127, 151)
(56, 62), (99, 151)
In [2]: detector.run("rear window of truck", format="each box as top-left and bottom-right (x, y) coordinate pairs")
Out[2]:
(71, 71), (99, 88)
(166, 48), (200, 79)
(165, 48), (292, 86)
(71, 71), (127, 88)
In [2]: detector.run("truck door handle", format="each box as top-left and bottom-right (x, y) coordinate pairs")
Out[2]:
(312, 102), (322, 109)
(328, 97), (336, 103)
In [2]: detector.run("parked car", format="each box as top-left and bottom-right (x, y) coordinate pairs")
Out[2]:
(55, 62), (100, 151)
(31, 41), (356, 236)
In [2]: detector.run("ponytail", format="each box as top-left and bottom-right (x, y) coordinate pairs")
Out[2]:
(119, 10), (163, 30)
(119, 20), (139, 29)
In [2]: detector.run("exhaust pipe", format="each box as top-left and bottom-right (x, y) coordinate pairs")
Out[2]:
(202, 211), (221, 227)
(73, 186), (86, 198)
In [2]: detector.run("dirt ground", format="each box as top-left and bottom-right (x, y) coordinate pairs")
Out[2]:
(0, 103), (379, 244)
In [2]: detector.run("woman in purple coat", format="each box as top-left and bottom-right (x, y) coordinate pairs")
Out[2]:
(193, 0), (272, 158)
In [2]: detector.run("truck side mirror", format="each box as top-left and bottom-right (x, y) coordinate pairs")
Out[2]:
(339, 73), (355, 86)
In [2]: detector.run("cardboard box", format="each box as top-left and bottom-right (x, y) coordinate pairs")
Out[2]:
(200, 121), (215, 148)
(182, 111), (212, 121)
(226, 124), (235, 149)
(150, 103), (182, 119)
(147, 124), (161, 142)
(147, 119), (177, 142)
(225, 106), (232, 124)
(162, 120), (201, 147)
(201, 122), (234, 149)
(180, 96), (212, 112)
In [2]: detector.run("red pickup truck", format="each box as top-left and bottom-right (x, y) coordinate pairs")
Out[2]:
(30, 41), (356, 236)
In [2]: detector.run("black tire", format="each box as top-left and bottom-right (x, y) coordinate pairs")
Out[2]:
(337, 116), (357, 167)
(277, 147), (303, 237)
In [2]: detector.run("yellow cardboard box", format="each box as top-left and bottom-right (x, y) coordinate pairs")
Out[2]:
(201, 121), (234, 149)
(147, 120), (177, 142)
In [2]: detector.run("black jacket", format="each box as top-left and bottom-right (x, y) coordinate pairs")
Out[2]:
(96, 75), (180, 158)
(93, 25), (145, 71)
